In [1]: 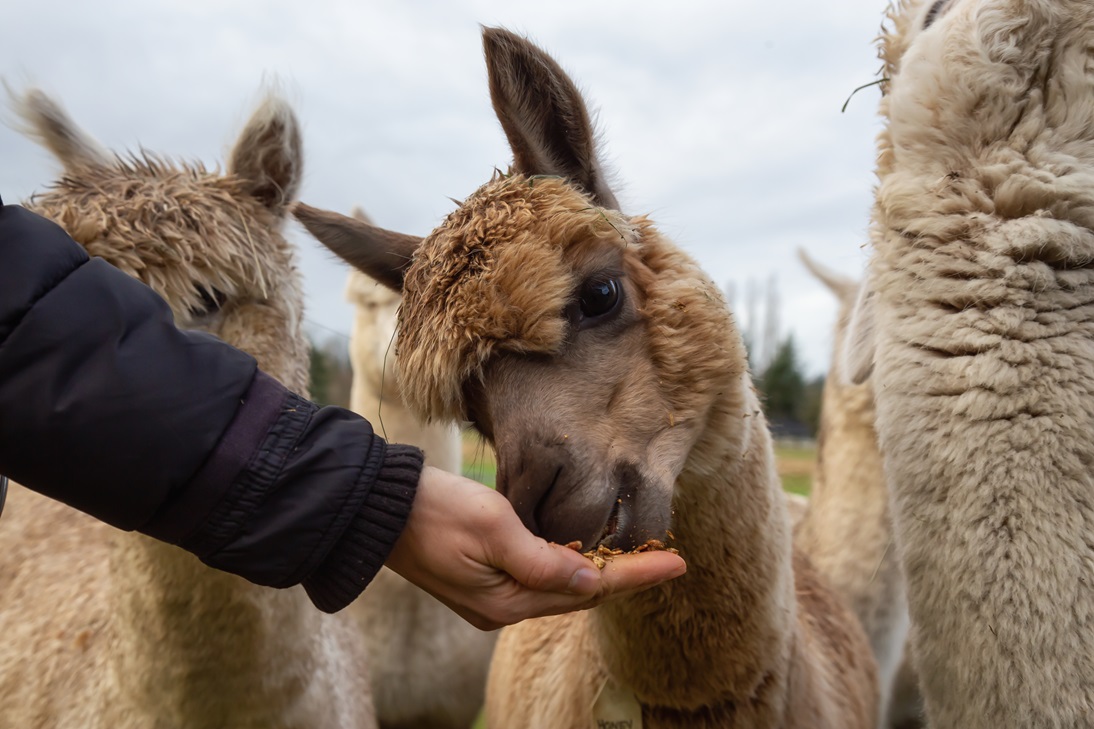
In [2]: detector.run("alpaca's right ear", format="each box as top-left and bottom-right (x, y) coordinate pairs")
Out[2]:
(840, 280), (877, 385)
(228, 94), (303, 215)
(797, 249), (858, 306)
(9, 87), (112, 172)
(483, 27), (620, 210)
(293, 203), (421, 291)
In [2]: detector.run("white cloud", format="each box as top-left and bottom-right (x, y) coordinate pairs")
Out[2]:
(1, 0), (890, 377)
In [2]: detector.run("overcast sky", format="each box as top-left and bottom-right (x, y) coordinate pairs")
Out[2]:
(1, 0), (889, 377)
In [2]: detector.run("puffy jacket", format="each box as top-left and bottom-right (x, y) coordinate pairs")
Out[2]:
(0, 198), (423, 613)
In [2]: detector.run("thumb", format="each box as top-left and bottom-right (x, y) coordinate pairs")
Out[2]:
(495, 532), (603, 597)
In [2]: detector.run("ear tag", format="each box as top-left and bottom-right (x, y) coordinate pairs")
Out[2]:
(591, 676), (643, 729)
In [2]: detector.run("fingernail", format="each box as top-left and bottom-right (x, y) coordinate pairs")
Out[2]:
(567, 567), (600, 595)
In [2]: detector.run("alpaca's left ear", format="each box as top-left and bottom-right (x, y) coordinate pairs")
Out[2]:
(483, 27), (620, 210)
(229, 94), (302, 214)
(840, 279), (877, 385)
(9, 87), (112, 172)
(293, 203), (421, 291)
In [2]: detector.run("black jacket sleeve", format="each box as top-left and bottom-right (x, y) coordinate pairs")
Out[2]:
(0, 199), (422, 613)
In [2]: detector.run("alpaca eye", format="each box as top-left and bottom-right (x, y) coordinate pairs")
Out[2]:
(579, 276), (621, 321)
(191, 285), (227, 317)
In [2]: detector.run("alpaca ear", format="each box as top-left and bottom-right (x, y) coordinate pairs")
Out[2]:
(228, 94), (303, 214)
(349, 205), (373, 225)
(9, 87), (112, 172)
(482, 27), (620, 210)
(840, 280), (877, 385)
(797, 249), (858, 306)
(293, 203), (420, 291)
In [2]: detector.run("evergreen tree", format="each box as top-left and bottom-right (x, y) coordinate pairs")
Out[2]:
(799, 374), (825, 435)
(308, 334), (353, 408)
(308, 342), (333, 406)
(759, 336), (804, 419)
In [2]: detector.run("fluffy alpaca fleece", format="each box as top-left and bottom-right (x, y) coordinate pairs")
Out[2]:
(0, 90), (376, 729)
(343, 258), (497, 729)
(294, 28), (878, 728)
(794, 252), (916, 728)
(847, 1), (1094, 725)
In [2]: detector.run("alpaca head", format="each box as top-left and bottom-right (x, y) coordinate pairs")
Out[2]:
(798, 250), (871, 383)
(798, 250), (877, 422)
(13, 89), (310, 393)
(344, 207), (404, 399)
(296, 28), (742, 550)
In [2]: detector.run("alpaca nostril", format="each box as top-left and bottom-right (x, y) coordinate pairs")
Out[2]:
(496, 442), (583, 542)
(532, 465), (565, 538)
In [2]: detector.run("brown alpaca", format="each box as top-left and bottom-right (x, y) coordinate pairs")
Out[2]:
(342, 208), (497, 729)
(0, 90), (376, 729)
(293, 28), (878, 729)
(794, 251), (918, 729)
(843, 1), (1094, 725)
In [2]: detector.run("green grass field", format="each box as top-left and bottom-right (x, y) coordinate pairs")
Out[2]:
(461, 430), (498, 487)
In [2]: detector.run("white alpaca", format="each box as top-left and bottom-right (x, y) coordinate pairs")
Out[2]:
(294, 28), (879, 729)
(0, 90), (376, 729)
(343, 209), (497, 729)
(794, 251), (916, 728)
(843, 1), (1094, 725)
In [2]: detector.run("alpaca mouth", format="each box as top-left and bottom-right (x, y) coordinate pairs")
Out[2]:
(596, 498), (623, 546)
(595, 471), (639, 550)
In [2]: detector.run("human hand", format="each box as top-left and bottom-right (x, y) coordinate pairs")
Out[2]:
(385, 466), (686, 630)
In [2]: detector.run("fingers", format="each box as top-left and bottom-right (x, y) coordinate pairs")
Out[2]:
(473, 551), (689, 629)
(597, 551), (687, 596)
(497, 537), (604, 596)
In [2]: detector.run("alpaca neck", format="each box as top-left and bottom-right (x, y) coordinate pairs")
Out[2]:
(800, 376), (883, 529)
(795, 376), (895, 616)
(594, 375), (796, 713)
(106, 535), (358, 727)
(794, 373), (907, 716)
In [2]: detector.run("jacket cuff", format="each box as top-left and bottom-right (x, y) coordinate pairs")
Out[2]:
(302, 445), (423, 613)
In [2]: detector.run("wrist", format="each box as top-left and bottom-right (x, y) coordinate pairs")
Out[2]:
(302, 444), (423, 613)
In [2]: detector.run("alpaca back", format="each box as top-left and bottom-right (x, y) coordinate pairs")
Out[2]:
(0, 89), (375, 728)
(344, 265), (496, 729)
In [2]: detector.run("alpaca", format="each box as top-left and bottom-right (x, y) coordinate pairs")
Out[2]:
(0, 89), (376, 729)
(794, 251), (917, 728)
(840, 1), (1094, 726)
(293, 28), (878, 729)
(342, 208), (497, 729)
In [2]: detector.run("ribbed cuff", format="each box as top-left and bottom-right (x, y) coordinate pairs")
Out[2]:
(302, 445), (424, 613)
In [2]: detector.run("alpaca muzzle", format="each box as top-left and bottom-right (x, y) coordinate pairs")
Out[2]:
(497, 441), (615, 549)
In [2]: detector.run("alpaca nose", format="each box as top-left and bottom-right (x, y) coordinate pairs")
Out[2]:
(497, 442), (597, 546)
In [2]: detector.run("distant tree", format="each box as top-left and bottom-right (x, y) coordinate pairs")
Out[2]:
(799, 374), (825, 436)
(757, 335), (826, 439)
(308, 335), (353, 408)
(759, 336), (805, 421)
(309, 343), (332, 404)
